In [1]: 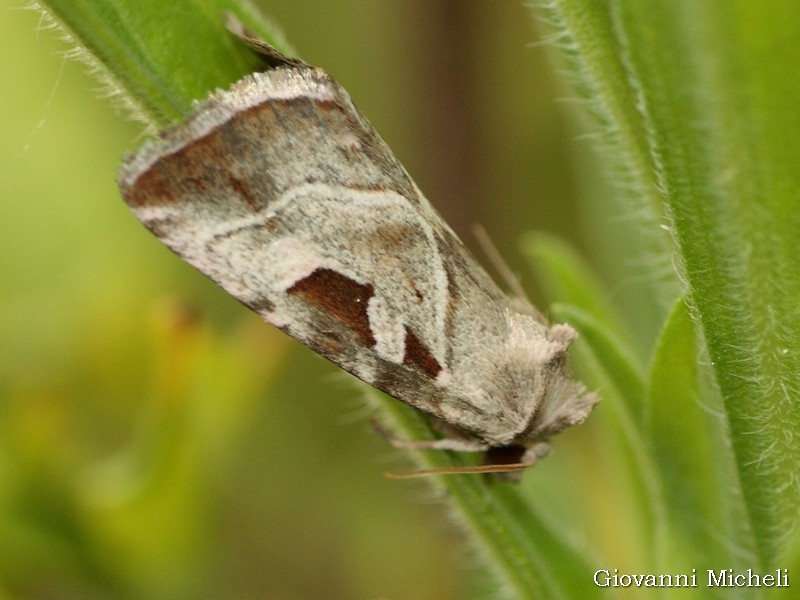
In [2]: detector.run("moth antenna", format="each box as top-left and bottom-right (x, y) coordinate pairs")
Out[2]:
(384, 461), (533, 479)
(472, 225), (547, 324)
(471, 225), (530, 299)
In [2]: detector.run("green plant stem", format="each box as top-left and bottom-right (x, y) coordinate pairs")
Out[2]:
(375, 392), (606, 599)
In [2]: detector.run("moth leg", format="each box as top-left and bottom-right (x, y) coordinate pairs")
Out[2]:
(371, 420), (488, 453)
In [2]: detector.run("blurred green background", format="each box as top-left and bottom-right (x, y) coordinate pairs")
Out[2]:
(1, 1), (617, 598)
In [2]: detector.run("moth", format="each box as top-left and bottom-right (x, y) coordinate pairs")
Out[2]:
(118, 16), (598, 476)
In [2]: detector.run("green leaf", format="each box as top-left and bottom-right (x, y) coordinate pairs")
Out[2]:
(549, 304), (663, 565)
(39, 0), (290, 127)
(646, 297), (750, 578)
(541, 0), (800, 568)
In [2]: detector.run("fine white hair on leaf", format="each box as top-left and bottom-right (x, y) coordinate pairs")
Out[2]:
(26, 1), (158, 134)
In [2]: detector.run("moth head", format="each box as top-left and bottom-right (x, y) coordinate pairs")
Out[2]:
(483, 314), (597, 447)
(523, 323), (598, 443)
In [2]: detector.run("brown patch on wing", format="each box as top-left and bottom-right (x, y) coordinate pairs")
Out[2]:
(403, 327), (442, 379)
(122, 134), (221, 209)
(226, 174), (262, 210)
(287, 268), (375, 347)
(122, 162), (178, 209)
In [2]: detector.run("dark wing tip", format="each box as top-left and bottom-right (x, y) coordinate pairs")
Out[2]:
(223, 12), (310, 70)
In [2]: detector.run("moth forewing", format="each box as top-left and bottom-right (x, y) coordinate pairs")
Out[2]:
(118, 25), (598, 476)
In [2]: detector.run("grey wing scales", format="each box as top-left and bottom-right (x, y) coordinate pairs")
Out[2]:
(118, 66), (508, 431)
